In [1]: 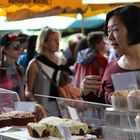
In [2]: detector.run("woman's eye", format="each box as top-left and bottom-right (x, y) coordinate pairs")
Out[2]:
(112, 28), (119, 32)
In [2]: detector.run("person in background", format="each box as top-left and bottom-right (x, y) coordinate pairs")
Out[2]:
(18, 33), (28, 53)
(0, 32), (25, 100)
(74, 31), (108, 88)
(25, 28), (67, 117)
(64, 39), (78, 66)
(80, 4), (140, 104)
(108, 47), (120, 63)
(74, 37), (89, 59)
(18, 35), (38, 70)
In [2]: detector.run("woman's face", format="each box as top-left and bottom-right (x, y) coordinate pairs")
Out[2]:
(45, 33), (60, 53)
(4, 41), (22, 59)
(107, 15), (129, 55)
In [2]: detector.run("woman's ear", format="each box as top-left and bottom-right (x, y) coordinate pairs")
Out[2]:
(43, 41), (48, 49)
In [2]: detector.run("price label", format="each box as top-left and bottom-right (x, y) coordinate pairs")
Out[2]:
(15, 101), (36, 112)
(67, 106), (80, 121)
(57, 125), (72, 139)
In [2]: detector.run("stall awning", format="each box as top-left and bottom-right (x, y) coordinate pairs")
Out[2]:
(0, 0), (140, 21)
(0, 0), (84, 21)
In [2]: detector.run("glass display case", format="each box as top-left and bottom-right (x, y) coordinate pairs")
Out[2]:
(0, 88), (20, 112)
(103, 107), (140, 140)
(34, 94), (111, 138)
(34, 94), (140, 140)
(0, 91), (139, 140)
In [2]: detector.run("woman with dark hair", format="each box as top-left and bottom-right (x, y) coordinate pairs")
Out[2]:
(80, 4), (140, 104)
(18, 35), (37, 70)
(0, 32), (25, 100)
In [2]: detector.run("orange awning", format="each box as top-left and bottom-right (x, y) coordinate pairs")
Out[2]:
(0, 0), (140, 21)
(0, 0), (84, 20)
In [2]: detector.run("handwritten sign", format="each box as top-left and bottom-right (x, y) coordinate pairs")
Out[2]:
(8, 0), (51, 4)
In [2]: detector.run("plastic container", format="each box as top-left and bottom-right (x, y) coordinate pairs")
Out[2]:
(111, 96), (128, 110)
(127, 97), (140, 111)
(135, 114), (140, 130)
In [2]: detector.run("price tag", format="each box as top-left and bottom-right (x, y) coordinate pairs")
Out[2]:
(15, 101), (36, 112)
(111, 71), (139, 90)
(67, 106), (80, 121)
(2, 107), (14, 112)
(57, 125), (72, 139)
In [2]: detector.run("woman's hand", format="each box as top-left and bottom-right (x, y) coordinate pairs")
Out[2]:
(80, 75), (101, 96)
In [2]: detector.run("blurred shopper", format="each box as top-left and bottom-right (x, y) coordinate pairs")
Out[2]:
(18, 33), (28, 53)
(0, 32), (25, 100)
(108, 47), (120, 62)
(25, 28), (66, 116)
(74, 37), (89, 58)
(64, 39), (78, 66)
(81, 4), (140, 104)
(18, 35), (38, 70)
(74, 31), (108, 88)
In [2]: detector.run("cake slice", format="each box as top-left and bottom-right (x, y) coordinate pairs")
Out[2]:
(39, 116), (88, 137)
(0, 114), (12, 128)
(4, 111), (36, 126)
(27, 122), (49, 138)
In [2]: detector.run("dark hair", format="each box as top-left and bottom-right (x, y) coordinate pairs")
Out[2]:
(105, 4), (140, 45)
(26, 35), (37, 68)
(0, 49), (24, 77)
(75, 38), (88, 57)
(87, 31), (104, 49)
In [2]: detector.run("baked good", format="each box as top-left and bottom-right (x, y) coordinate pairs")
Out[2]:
(27, 122), (49, 138)
(111, 90), (129, 110)
(128, 90), (140, 97)
(0, 114), (12, 128)
(33, 104), (47, 121)
(4, 111), (36, 126)
(127, 90), (140, 111)
(113, 90), (128, 96)
(39, 116), (88, 137)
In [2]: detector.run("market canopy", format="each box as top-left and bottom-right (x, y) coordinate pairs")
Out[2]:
(0, 15), (105, 30)
(0, 0), (140, 21)
(0, 0), (85, 21)
(83, 0), (140, 4)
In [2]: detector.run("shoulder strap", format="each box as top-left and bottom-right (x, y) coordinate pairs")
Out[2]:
(35, 60), (57, 87)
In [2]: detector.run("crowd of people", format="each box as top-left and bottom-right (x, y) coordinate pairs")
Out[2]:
(0, 4), (140, 117)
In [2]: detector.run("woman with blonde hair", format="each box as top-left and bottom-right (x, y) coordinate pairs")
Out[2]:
(25, 28), (67, 116)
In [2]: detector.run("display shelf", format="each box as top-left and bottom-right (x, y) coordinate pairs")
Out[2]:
(0, 128), (97, 140)
(103, 107), (140, 140)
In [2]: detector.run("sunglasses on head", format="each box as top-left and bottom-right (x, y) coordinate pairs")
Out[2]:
(9, 44), (22, 51)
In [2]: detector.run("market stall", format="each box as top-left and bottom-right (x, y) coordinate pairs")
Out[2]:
(1, 87), (140, 140)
